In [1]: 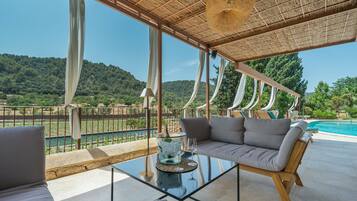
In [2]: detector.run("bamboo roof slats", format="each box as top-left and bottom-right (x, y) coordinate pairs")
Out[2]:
(99, 0), (357, 62)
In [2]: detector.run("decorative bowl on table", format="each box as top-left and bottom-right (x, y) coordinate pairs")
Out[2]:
(157, 132), (185, 165)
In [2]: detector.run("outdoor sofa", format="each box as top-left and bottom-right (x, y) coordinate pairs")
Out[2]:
(180, 117), (310, 201)
(0, 126), (54, 201)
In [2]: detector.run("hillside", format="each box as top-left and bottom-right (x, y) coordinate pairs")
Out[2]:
(163, 80), (208, 108)
(0, 54), (207, 107)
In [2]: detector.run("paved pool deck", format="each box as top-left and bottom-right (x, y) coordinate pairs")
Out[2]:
(48, 132), (357, 201)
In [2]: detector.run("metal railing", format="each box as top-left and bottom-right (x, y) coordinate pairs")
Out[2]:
(0, 106), (187, 154)
(196, 107), (228, 117)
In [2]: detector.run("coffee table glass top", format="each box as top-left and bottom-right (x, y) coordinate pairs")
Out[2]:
(112, 152), (238, 200)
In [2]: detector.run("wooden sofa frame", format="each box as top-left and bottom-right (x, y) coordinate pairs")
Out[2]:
(254, 110), (272, 119)
(239, 134), (311, 201)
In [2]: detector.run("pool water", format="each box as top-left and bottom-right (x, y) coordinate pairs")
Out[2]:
(308, 121), (357, 136)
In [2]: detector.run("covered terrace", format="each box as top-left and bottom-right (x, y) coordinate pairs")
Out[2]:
(98, 0), (357, 126)
(1, 0), (357, 201)
(53, 0), (357, 200)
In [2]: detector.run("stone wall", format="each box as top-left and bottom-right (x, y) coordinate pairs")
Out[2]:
(46, 139), (157, 180)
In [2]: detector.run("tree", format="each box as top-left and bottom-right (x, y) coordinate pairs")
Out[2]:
(213, 62), (241, 110)
(306, 81), (331, 111)
(331, 77), (357, 107)
(306, 76), (357, 118)
(331, 96), (344, 112)
(214, 53), (307, 118)
(261, 54), (307, 117)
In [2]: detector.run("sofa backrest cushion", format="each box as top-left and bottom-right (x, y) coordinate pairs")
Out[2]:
(244, 118), (291, 150)
(180, 118), (210, 142)
(0, 126), (45, 191)
(275, 121), (308, 170)
(210, 117), (245, 144)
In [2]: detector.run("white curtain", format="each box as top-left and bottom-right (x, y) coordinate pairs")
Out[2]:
(143, 27), (159, 107)
(288, 96), (299, 112)
(65, 0), (85, 140)
(241, 79), (257, 110)
(261, 87), (278, 111)
(196, 58), (226, 116)
(249, 81), (265, 110)
(227, 74), (247, 116)
(183, 50), (205, 118)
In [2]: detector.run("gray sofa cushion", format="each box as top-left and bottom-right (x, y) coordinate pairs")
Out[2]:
(180, 118), (210, 142)
(197, 120), (308, 172)
(275, 121), (308, 170)
(210, 117), (245, 144)
(237, 146), (280, 171)
(244, 118), (291, 150)
(197, 140), (250, 162)
(197, 140), (282, 171)
(0, 184), (53, 201)
(0, 126), (46, 191)
(197, 140), (233, 159)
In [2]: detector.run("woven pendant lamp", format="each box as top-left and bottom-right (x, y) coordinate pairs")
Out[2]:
(206, 0), (256, 33)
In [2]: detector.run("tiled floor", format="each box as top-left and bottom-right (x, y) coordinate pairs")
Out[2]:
(48, 133), (357, 201)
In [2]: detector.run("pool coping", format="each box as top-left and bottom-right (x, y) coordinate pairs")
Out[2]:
(317, 131), (357, 139)
(307, 119), (357, 123)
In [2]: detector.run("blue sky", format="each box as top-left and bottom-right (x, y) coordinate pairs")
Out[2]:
(301, 43), (357, 92)
(0, 0), (356, 92)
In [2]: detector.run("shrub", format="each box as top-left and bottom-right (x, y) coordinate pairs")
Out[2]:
(304, 106), (313, 115)
(0, 92), (6, 99)
(346, 107), (357, 118)
(126, 119), (146, 129)
(311, 109), (336, 119)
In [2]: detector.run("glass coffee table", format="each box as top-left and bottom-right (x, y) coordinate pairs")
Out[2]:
(111, 152), (240, 201)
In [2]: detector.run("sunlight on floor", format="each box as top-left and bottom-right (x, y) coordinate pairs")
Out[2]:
(48, 133), (357, 201)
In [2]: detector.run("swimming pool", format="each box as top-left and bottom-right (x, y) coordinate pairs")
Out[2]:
(308, 121), (357, 136)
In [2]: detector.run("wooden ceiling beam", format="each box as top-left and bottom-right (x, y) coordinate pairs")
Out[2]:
(216, 50), (236, 63)
(98, 0), (208, 50)
(236, 37), (356, 62)
(235, 63), (301, 97)
(209, 2), (357, 47)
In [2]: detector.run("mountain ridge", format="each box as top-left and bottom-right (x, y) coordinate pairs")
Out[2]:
(0, 53), (208, 107)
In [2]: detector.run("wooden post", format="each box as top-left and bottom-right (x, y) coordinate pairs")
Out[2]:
(205, 49), (210, 120)
(235, 62), (300, 98)
(157, 26), (163, 133)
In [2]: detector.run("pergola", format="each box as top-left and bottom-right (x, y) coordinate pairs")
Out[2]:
(98, 0), (357, 132)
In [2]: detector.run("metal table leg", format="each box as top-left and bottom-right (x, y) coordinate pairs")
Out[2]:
(237, 165), (240, 201)
(111, 167), (114, 201)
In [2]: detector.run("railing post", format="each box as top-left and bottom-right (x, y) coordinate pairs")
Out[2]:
(77, 107), (82, 150)
(13, 108), (16, 126)
(257, 80), (262, 110)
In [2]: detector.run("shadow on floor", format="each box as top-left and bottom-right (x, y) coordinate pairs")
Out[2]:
(53, 138), (357, 201)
